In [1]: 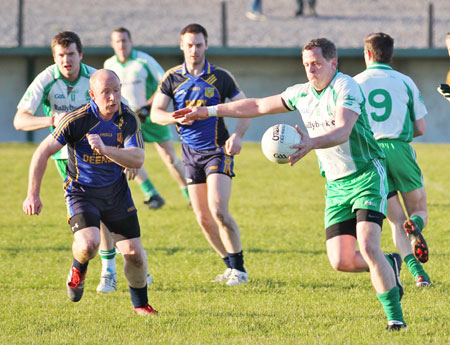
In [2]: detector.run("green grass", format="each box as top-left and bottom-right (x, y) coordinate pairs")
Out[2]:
(1, 142), (449, 345)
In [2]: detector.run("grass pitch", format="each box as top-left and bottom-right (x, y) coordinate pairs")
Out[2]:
(0, 142), (449, 345)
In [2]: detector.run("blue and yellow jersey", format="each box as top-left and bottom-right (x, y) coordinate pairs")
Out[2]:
(52, 100), (144, 187)
(158, 60), (241, 150)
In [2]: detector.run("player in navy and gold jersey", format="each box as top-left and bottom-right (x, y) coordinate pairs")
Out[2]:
(23, 70), (157, 315)
(151, 24), (251, 286)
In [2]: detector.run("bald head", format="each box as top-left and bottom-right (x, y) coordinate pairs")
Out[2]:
(89, 69), (121, 119)
(90, 69), (120, 89)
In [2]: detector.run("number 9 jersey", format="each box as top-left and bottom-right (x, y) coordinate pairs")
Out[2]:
(354, 62), (427, 142)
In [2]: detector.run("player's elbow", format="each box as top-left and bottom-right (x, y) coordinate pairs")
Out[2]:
(150, 110), (162, 125)
(136, 157), (145, 169)
(413, 120), (426, 137)
(13, 116), (26, 131)
(133, 150), (145, 169)
(414, 128), (425, 137)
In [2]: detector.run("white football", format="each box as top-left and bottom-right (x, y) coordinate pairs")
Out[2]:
(261, 124), (301, 164)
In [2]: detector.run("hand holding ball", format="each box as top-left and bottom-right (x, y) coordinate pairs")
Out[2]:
(261, 124), (301, 164)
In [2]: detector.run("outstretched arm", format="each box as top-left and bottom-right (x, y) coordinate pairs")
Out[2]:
(23, 135), (63, 215)
(173, 94), (290, 122)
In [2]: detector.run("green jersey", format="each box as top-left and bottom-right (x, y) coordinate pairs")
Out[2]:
(354, 63), (427, 142)
(104, 49), (164, 111)
(281, 71), (383, 181)
(17, 63), (96, 159)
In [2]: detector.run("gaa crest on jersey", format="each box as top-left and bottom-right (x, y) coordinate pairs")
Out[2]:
(204, 87), (214, 98)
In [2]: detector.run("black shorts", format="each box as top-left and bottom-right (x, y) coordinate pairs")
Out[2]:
(325, 209), (385, 240)
(65, 174), (140, 238)
(69, 212), (140, 239)
(181, 143), (235, 185)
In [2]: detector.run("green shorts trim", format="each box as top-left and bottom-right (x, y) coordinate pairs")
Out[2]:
(377, 139), (423, 193)
(324, 159), (387, 229)
(55, 159), (68, 180)
(141, 117), (172, 143)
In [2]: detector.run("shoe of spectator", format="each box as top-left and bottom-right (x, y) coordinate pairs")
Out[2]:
(245, 11), (266, 21)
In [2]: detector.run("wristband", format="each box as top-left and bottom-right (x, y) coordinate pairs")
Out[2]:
(206, 105), (218, 117)
(51, 116), (55, 127)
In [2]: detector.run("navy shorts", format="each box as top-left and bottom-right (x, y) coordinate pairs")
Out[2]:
(181, 143), (235, 185)
(65, 174), (140, 238)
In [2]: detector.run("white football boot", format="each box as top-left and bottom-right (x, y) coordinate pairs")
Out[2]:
(211, 268), (232, 283)
(96, 270), (117, 293)
(226, 269), (248, 286)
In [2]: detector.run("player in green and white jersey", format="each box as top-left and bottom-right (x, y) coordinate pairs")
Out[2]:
(354, 32), (431, 287)
(105, 27), (188, 211)
(175, 38), (406, 331)
(14, 31), (95, 179)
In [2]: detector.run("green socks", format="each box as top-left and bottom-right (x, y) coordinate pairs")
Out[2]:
(140, 178), (158, 199)
(181, 187), (190, 201)
(410, 215), (424, 231)
(404, 253), (429, 281)
(377, 286), (405, 323)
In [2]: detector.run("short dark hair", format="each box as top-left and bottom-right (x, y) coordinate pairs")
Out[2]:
(51, 31), (82, 54)
(180, 23), (208, 44)
(112, 27), (132, 41)
(364, 32), (394, 64)
(303, 38), (337, 61)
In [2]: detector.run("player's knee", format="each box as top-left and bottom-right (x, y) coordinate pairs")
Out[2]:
(358, 241), (378, 262)
(124, 251), (145, 268)
(78, 241), (99, 259)
(196, 213), (216, 231)
(329, 257), (354, 272)
(211, 208), (231, 226)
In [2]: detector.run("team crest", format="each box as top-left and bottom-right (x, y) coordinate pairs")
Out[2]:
(204, 87), (214, 98)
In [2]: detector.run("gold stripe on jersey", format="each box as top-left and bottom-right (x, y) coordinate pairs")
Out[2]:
(173, 78), (190, 95)
(204, 75), (217, 85)
(158, 64), (183, 93)
(52, 104), (91, 138)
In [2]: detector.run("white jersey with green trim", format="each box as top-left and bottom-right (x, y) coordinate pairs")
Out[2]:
(104, 49), (164, 111)
(281, 71), (384, 181)
(17, 63), (96, 159)
(354, 63), (427, 142)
